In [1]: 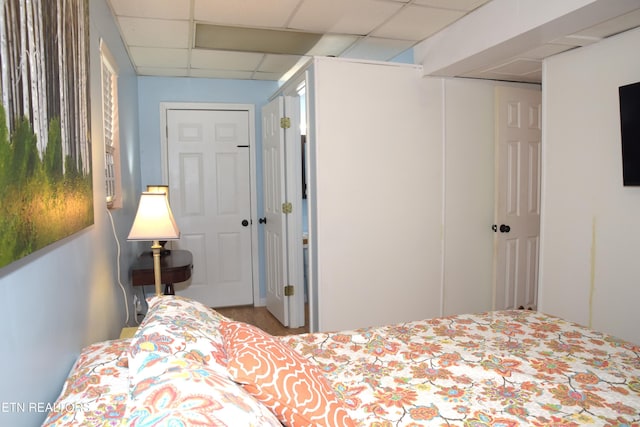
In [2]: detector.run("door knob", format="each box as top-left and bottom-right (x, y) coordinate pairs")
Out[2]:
(258, 217), (267, 224)
(241, 219), (249, 227)
(499, 224), (510, 233)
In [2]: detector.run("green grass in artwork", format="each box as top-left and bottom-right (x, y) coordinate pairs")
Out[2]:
(0, 106), (93, 269)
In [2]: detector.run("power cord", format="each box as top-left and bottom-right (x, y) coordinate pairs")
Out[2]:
(106, 207), (135, 326)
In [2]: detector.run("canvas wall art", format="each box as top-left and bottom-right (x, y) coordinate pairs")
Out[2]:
(0, 0), (92, 269)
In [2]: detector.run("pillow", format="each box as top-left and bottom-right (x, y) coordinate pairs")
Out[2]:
(222, 320), (356, 427)
(128, 296), (229, 378)
(124, 354), (282, 426)
(42, 339), (130, 426)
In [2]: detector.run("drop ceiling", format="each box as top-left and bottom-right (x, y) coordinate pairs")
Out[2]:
(106, 0), (640, 83)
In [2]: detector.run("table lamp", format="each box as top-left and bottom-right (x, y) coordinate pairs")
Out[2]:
(128, 192), (181, 296)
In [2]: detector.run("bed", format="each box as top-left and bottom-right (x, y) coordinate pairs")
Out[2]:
(43, 296), (640, 426)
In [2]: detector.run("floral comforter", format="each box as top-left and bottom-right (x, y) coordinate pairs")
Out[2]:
(282, 310), (640, 426)
(44, 309), (640, 426)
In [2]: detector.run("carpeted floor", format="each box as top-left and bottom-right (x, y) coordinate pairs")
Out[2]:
(213, 305), (308, 336)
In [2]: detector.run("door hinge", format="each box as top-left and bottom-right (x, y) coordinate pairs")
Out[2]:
(284, 285), (294, 296)
(280, 117), (291, 129)
(282, 202), (292, 214)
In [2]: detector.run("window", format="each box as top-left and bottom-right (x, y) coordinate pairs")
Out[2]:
(100, 40), (121, 209)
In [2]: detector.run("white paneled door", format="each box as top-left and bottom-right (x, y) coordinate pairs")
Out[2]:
(261, 96), (305, 328)
(494, 86), (542, 311)
(262, 97), (289, 326)
(166, 108), (254, 307)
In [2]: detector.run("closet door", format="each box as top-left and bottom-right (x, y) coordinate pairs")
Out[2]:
(494, 86), (542, 311)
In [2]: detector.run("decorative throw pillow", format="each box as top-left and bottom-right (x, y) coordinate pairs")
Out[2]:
(124, 354), (282, 426)
(128, 296), (230, 378)
(222, 320), (356, 427)
(42, 339), (130, 426)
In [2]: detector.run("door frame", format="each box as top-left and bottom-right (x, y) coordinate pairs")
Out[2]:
(159, 102), (260, 305)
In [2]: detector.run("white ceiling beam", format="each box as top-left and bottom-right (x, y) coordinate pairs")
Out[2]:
(414, 0), (640, 78)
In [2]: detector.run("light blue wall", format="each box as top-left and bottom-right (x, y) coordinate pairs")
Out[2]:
(392, 48), (415, 64)
(0, 0), (141, 425)
(136, 77), (279, 299)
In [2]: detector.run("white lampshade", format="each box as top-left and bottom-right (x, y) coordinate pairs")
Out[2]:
(128, 192), (180, 241)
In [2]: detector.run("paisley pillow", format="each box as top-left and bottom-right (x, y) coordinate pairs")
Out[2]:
(42, 339), (130, 426)
(222, 320), (356, 427)
(124, 354), (282, 426)
(128, 296), (229, 378)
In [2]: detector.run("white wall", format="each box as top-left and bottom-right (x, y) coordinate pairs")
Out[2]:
(311, 58), (443, 332)
(539, 27), (640, 344)
(308, 58), (539, 331)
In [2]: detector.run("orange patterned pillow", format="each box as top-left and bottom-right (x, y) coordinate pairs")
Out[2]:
(222, 320), (355, 427)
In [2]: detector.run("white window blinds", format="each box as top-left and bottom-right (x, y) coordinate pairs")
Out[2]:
(100, 40), (120, 208)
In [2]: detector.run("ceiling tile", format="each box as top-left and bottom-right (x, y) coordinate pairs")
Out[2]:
(189, 69), (255, 79)
(110, 0), (190, 19)
(137, 67), (190, 77)
(412, 0), (490, 11)
(258, 54), (306, 73)
(194, 0), (301, 28)
(129, 47), (189, 68)
(278, 58), (313, 82)
(118, 17), (190, 48)
(572, 9), (640, 39)
(306, 34), (361, 56)
(289, 0), (403, 35)
(191, 50), (264, 71)
(342, 37), (415, 61)
(106, 0), (640, 83)
(373, 5), (465, 40)
(108, 0), (191, 19)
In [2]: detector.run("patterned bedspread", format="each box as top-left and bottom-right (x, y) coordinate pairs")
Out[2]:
(281, 310), (640, 426)
(44, 307), (640, 426)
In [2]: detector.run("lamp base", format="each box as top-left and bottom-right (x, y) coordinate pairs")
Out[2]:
(147, 249), (171, 256)
(151, 241), (163, 297)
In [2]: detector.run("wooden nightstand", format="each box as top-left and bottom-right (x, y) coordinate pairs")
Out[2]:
(131, 249), (193, 295)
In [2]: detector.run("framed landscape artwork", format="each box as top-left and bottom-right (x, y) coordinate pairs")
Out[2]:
(0, 0), (92, 269)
